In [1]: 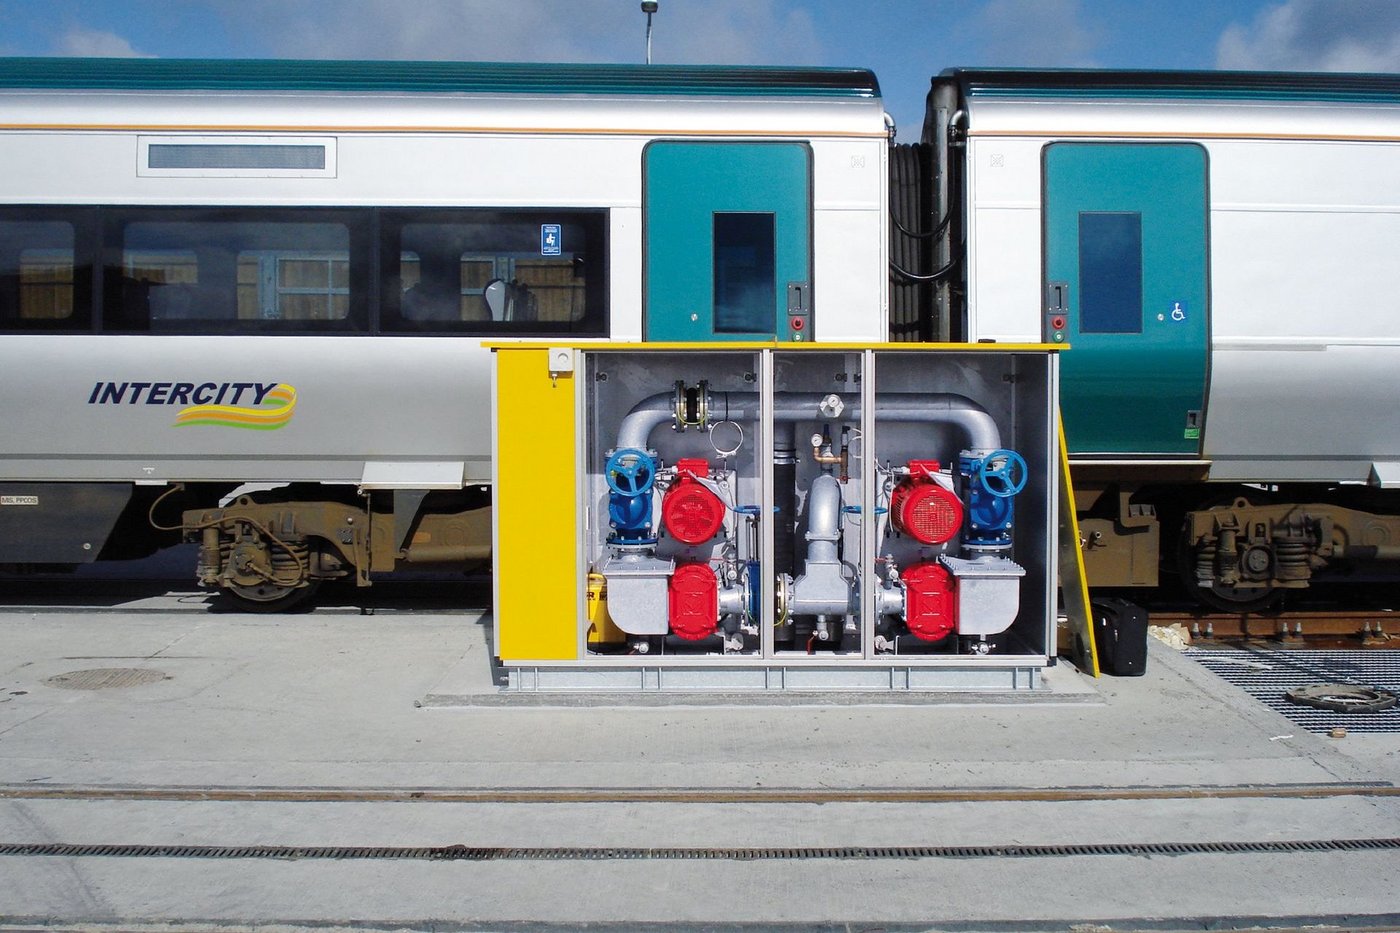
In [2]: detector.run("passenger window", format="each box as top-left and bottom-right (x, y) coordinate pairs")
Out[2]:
(713, 212), (775, 334)
(107, 215), (361, 332)
(0, 218), (89, 329)
(1078, 212), (1143, 334)
(381, 211), (605, 334)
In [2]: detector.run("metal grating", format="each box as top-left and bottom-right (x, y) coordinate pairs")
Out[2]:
(42, 668), (168, 691)
(1185, 647), (1400, 734)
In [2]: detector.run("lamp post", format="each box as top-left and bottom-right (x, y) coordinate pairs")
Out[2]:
(642, 1), (658, 65)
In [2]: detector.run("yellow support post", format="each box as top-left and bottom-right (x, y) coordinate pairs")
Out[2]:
(1057, 415), (1100, 676)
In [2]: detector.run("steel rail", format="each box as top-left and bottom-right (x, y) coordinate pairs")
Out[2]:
(1, 782), (1395, 805)
(4, 837), (1400, 862)
(1151, 609), (1400, 640)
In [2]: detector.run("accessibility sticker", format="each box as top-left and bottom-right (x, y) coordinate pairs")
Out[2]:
(541, 224), (562, 256)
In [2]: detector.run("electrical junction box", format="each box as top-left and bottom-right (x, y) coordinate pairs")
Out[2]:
(490, 343), (1061, 693)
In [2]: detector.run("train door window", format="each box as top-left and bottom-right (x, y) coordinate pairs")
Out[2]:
(0, 213), (93, 331)
(713, 212), (776, 334)
(1078, 211), (1143, 334)
(103, 210), (367, 332)
(380, 209), (606, 334)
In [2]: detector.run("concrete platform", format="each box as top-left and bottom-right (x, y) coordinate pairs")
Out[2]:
(2, 598), (1399, 931)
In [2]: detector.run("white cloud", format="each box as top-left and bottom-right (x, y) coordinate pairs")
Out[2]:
(1217, 0), (1400, 71)
(658, 0), (823, 65)
(971, 0), (1102, 67)
(236, 1), (602, 62)
(55, 27), (152, 58)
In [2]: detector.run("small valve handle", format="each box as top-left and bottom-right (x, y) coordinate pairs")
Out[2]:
(977, 449), (1028, 498)
(604, 448), (656, 497)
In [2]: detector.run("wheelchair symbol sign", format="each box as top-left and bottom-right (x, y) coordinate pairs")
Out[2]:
(541, 224), (562, 256)
(1168, 300), (1187, 323)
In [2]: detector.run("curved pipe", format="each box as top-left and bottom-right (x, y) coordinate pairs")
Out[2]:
(614, 392), (676, 452)
(804, 473), (842, 566)
(789, 472), (859, 618)
(616, 391), (1001, 455)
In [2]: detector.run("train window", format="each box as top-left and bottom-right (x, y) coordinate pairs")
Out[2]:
(380, 210), (606, 334)
(1079, 212), (1143, 334)
(713, 212), (775, 334)
(104, 211), (367, 332)
(0, 215), (92, 330)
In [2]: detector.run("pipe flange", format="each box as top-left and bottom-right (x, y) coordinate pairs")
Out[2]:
(672, 381), (711, 431)
(774, 573), (793, 628)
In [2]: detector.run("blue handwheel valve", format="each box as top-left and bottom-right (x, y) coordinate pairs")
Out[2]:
(605, 447), (657, 542)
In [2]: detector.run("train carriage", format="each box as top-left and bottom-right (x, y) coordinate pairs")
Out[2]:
(900, 70), (1400, 609)
(2, 58), (1399, 618)
(0, 58), (889, 608)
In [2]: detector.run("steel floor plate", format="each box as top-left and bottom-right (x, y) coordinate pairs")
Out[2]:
(1185, 646), (1400, 734)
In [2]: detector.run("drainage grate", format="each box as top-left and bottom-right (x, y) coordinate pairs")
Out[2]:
(3, 838), (1399, 862)
(1186, 648), (1400, 734)
(42, 668), (169, 691)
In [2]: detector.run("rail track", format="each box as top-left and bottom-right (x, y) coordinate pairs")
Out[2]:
(3, 781), (1399, 805)
(1149, 608), (1400, 642)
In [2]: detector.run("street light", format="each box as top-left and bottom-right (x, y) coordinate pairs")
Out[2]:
(642, 1), (658, 65)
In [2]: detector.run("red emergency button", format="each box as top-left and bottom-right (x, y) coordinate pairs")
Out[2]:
(790, 316), (806, 331)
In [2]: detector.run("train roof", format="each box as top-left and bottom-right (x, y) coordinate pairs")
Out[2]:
(0, 57), (880, 100)
(935, 68), (1400, 141)
(941, 68), (1400, 104)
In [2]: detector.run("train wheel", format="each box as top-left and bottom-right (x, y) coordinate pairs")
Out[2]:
(1177, 518), (1281, 613)
(1181, 571), (1280, 612)
(220, 579), (321, 613)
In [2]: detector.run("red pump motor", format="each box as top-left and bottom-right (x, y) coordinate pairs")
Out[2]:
(890, 460), (963, 545)
(662, 458), (726, 545)
(901, 561), (957, 642)
(669, 562), (719, 641)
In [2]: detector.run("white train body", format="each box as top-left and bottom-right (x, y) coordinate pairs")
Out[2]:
(955, 83), (1400, 483)
(0, 63), (888, 490)
(910, 70), (1400, 607)
(1, 60), (1397, 611)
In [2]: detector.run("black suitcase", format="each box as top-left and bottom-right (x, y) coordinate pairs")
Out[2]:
(1091, 596), (1149, 676)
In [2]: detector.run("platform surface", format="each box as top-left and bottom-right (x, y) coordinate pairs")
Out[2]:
(2, 593), (1399, 931)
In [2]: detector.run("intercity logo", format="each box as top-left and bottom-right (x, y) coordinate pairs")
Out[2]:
(87, 381), (298, 430)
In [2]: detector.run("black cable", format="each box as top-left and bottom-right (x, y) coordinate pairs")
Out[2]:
(889, 253), (959, 284)
(890, 204), (951, 241)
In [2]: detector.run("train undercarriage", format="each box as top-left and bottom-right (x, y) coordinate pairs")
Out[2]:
(180, 485), (491, 610)
(5, 480), (1398, 614)
(1076, 477), (1400, 611)
(0, 481), (491, 612)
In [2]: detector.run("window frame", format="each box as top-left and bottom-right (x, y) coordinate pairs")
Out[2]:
(0, 205), (610, 337)
(0, 206), (98, 332)
(378, 207), (609, 337)
(99, 206), (373, 335)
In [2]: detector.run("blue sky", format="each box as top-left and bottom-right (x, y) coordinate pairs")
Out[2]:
(2, 0), (1398, 140)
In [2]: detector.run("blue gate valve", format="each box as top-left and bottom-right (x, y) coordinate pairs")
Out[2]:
(605, 447), (657, 543)
(959, 448), (1027, 548)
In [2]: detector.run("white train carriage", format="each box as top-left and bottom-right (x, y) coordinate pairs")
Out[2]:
(901, 70), (1400, 608)
(4, 58), (1400, 616)
(0, 58), (889, 608)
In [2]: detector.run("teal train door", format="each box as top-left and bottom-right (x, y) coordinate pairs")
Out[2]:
(644, 142), (811, 341)
(1043, 143), (1210, 456)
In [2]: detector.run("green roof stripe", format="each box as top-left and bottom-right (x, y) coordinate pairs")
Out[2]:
(946, 68), (1400, 105)
(0, 57), (880, 99)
